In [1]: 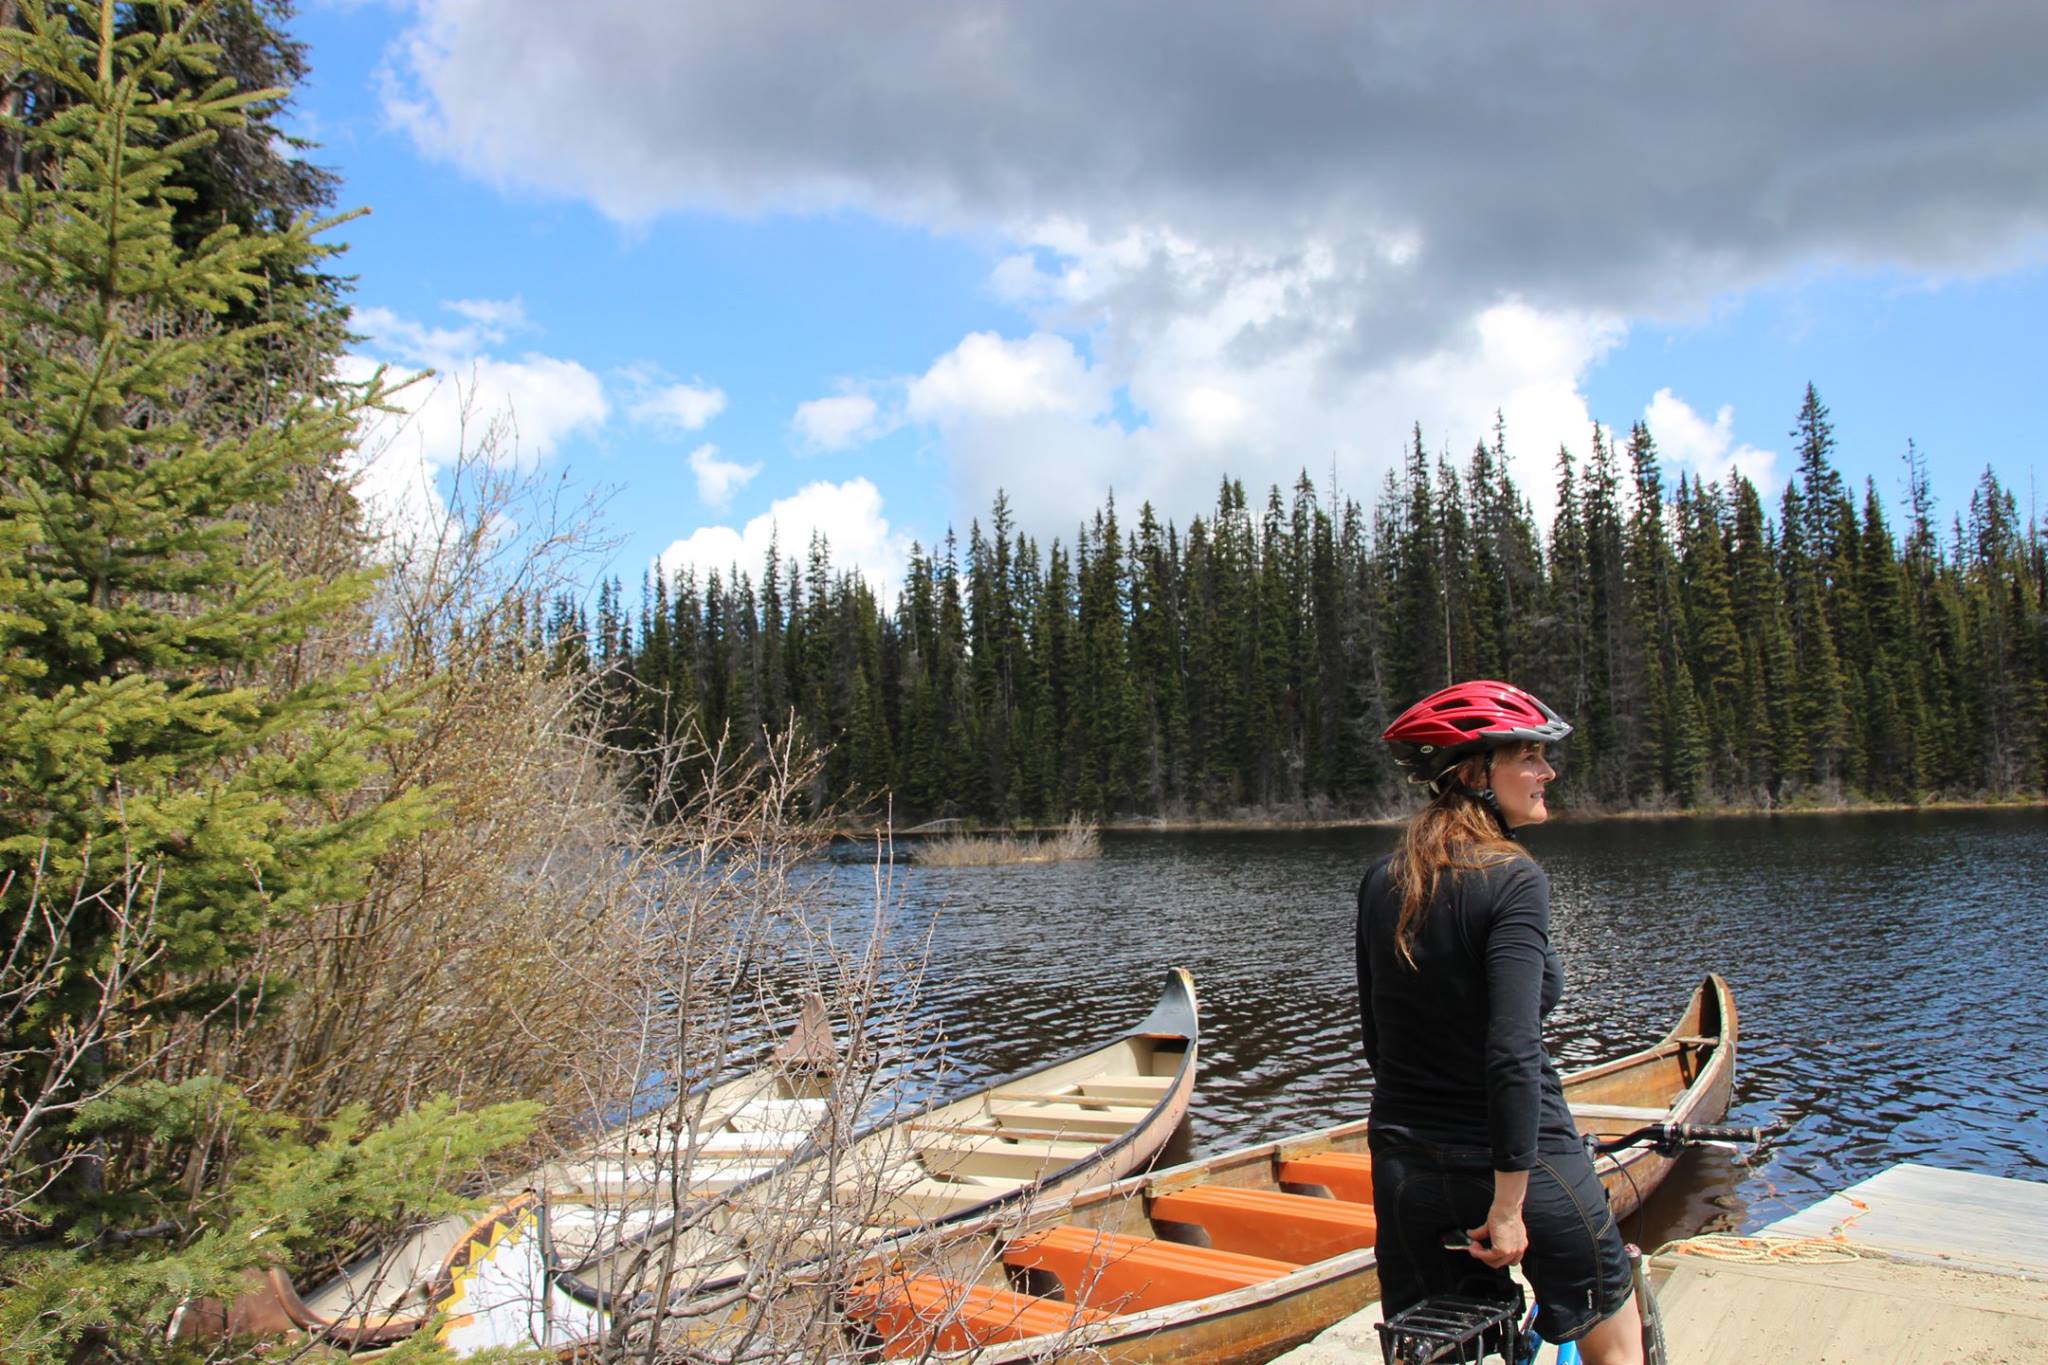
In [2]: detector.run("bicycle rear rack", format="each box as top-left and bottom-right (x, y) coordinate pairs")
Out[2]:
(1377, 1292), (1524, 1364)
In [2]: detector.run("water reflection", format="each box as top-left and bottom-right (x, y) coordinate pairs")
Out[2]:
(803, 808), (2048, 1243)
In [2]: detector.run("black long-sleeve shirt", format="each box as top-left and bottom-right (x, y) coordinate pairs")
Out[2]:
(1355, 853), (1579, 1171)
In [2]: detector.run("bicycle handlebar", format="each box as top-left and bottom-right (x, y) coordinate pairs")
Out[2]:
(1434, 1119), (1786, 1254)
(1589, 1118), (1789, 1158)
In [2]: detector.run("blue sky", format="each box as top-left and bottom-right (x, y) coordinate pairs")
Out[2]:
(291, 2), (2048, 597)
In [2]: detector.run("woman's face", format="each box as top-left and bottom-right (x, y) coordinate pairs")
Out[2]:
(1489, 742), (1556, 827)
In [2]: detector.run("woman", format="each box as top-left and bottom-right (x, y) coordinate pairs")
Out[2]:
(1356, 680), (1644, 1365)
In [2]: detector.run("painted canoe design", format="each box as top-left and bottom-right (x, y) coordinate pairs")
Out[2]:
(847, 974), (1735, 1365)
(177, 992), (839, 1350)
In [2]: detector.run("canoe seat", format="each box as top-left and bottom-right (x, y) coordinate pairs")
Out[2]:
(845, 1272), (1112, 1358)
(875, 1175), (1019, 1225)
(1569, 1103), (1667, 1123)
(1275, 1151), (1375, 1206)
(1149, 1185), (1377, 1263)
(1004, 1225), (1297, 1312)
(615, 1128), (809, 1160)
(915, 1132), (1100, 1180)
(987, 1100), (1147, 1135)
(1074, 1075), (1175, 1103)
(728, 1097), (829, 1132)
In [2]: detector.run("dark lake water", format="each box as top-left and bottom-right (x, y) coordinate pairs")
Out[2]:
(806, 808), (2048, 1247)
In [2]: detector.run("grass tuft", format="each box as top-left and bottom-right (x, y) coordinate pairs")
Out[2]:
(917, 819), (1101, 867)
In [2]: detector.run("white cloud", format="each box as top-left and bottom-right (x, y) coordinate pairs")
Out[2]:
(630, 381), (728, 433)
(895, 275), (1621, 540)
(357, 353), (608, 471)
(385, 3), (2048, 286)
(658, 477), (911, 600)
(341, 302), (609, 546)
(444, 296), (530, 334)
(381, 2), (2048, 538)
(355, 296), (530, 366)
(791, 392), (885, 452)
(686, 442), (762, 509)
(907, 331), (1107, 424)
(1644, 388), (1782, 492)
(338, 354), (449, 544)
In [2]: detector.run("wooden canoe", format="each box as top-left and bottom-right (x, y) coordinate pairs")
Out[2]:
(845, 973), (1735, 1365)
(427, 967), (1201, 1355)
(175, 992), (840, 1350)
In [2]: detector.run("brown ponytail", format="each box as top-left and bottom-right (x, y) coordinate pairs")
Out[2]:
(1387, 750), (1527, 967)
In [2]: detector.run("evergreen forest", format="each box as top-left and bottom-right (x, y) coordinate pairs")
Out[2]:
(571, 400), (2048, 820)
(0, 3), (2043, 1358)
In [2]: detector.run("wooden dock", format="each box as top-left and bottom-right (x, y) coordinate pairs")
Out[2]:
(1272, 1163), (2048, 1364)
(1654, 1163), (2048, 1362)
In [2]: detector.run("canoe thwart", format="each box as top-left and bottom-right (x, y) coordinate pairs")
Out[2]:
(1275, 1151), (1375, 1206)
(1568, 1102), (1669, 1122)
(910, 1122), (1116, 1145)
(845, 1272), (1113, 1358)
(1149, 1184), (1376, 1264)
(992, 1091), (1153, 1112)
(1004, 1226), (1297, 1313)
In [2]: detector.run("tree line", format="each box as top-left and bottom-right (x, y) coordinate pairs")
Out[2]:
(567, 391), (2046, 820)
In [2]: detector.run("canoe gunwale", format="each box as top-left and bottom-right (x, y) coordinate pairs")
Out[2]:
(546, 967), (1201, 1317)
(908, 973), (1736, 1365)
(210, 995), (839, 1349)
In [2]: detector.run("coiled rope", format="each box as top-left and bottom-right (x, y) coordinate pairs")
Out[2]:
(1658, 1233), (1866, 1265)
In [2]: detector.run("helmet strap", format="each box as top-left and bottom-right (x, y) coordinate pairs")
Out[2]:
(1440, 751), (1519, 841)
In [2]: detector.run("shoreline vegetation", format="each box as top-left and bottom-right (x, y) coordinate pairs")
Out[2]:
(0, 5), (2041, 1363)
(1, 9), (933, 1363)
(915, 819), (1103, 865)
(573, 392), (2047, 832)
(834, 792), (2048, 842)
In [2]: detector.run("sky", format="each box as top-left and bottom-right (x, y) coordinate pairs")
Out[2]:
(289, 1), (2048, 600)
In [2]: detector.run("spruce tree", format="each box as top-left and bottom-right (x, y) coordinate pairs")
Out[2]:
(1390, 427), (1444, 706)
(1545, 446), (1593, 759)
(1677, 476), (1743, 787)
(0, 0), (416, 1126)
(0, 2), (544, 1349)
(1129, 502), (1186, 807)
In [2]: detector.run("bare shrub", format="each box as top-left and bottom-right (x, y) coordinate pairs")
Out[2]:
(0, 857), (169, 1238)
(191, 396), (963, 1361)
(215, 411), (656, 1139)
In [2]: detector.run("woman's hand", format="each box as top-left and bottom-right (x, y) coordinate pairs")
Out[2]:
(1465, 1203), (1529, 1268)
(1461, 1168), (1529, 1267)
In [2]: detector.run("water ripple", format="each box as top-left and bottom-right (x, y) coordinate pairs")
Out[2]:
(797, 809), (2048, 1244)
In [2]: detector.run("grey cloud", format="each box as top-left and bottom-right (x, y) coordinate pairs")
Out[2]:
(393, 0), (2048, 350)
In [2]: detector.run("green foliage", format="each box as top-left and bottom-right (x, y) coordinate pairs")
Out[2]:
(0, 0), (425, 1037)
(579, 381), (2046, 820)
(0, 1090), (536, 1364)
(0, 6), (537, 1357)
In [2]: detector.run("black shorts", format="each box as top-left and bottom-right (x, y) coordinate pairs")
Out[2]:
(1369, 1131), (1634, 1344)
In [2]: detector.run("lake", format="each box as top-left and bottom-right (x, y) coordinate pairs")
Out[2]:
(808, 807), (2048, 1247)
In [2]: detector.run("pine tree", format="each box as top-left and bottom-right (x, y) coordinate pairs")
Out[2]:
(1727, 478), (1801, 796)
(1583, 424), (1639, 803)
(1074, 507), (1125, 810)
(1676, 476), (1743, 789)
(1545, 445), (1594, 760)
(1390, 427), (1445, 706)
(0, 1), (532, 1343)
(1128, 502), (1186, 808)
(1624, 423), (1678, 799)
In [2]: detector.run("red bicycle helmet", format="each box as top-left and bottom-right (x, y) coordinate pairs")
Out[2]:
(1383, 680), (1572, 784)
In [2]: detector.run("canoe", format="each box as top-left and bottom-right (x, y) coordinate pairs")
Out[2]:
(845, 973), (1736, 1365)
(428, 967), (1201, 1356)
(176, 992), (839, 1350)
